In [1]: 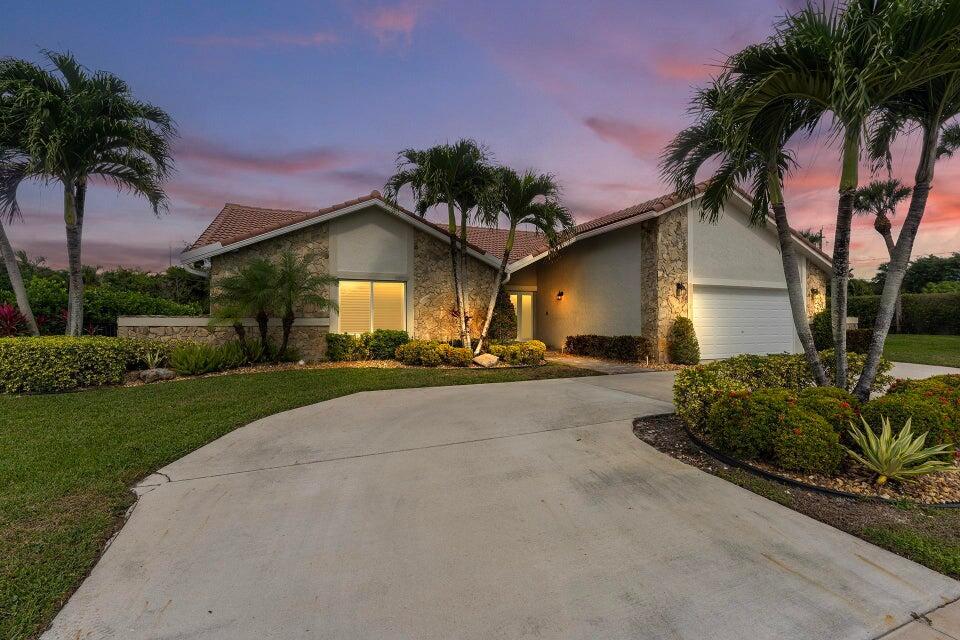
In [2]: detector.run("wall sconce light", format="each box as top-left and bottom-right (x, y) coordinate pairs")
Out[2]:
(675, 282), (686, 296)
(556, 290), (564, 301)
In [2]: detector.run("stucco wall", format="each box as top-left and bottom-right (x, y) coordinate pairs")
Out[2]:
(412, 230), (499, 341)
(534, 224), (645, 349)
(687, 199), (786, 287)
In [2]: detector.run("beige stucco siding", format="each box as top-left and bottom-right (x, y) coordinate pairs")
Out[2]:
(533, 225), (645, 349)
(687, 199), (787, 287)
(505, 263), (538, 288)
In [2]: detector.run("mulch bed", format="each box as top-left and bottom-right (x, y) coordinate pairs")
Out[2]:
(633, 414), (960, 540)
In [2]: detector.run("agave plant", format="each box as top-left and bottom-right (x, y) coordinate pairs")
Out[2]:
(846, 416), (956, 486)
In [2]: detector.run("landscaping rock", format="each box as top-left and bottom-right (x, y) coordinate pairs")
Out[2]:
(473, 353), (499, 368)
(140, 368), (175, 383)
(123, 371), (142, 384)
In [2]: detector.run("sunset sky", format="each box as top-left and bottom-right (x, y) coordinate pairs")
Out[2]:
(4, 0), (959, 277)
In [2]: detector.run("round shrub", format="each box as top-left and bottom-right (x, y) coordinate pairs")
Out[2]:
(395, 340), (443, 366)
(797, 386), (860, 436)
(366, 329), (410, 360)
(860, 393), (958, 447)
(773, 412), (845, 474)
(673, 365), (749, 431)
(326, 333), (366, 361)
(438, 343), (473, 367)
(488, 340), (546, 365)
(666, 317), (700, 365)
(706, 389), (797, 460)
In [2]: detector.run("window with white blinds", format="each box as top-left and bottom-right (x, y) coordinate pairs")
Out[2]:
(338, 280), (406, 333)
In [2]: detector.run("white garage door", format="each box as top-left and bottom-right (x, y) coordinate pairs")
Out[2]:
(691, 285), (797, 359)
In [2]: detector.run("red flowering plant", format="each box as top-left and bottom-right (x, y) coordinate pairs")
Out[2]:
(0, 303), (26, 337)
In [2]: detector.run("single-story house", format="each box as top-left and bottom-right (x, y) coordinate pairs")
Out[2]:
(118, 185), (831, 361)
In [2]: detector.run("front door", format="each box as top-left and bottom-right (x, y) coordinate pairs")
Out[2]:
(509, 292), (535, 341)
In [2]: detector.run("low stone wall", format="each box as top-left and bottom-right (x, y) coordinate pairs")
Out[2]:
(117, 316), (329, 361)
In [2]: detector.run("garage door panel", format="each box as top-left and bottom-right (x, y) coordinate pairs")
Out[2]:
(692, 285), (797, 360)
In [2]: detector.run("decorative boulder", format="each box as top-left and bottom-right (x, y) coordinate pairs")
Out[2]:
(473, 353), (499, 368)
(140, 368), (176, 383)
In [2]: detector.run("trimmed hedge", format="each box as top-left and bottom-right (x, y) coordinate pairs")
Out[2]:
(488, 340), (546, 365)
(564, 334), (650, 361)
(326, 330), (411, 361)
(810, 311), (871, 353)
(861, 378), (960, 447)
(395, 340), (472, 367)
(0, 336), (170, 393)
(847, 292), (960, 335)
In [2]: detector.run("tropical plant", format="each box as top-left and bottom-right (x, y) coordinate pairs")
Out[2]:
(0, 302), (24, 336)
(274, 250), (336, 357)
(209, 258), (277, 347)
(846, 416), (956, 486)
(725, 0), (960, 396)
(384, 140), (495, 349)
(0, 51), (175, 335)
(660, 75), (828, 384)
(474, 167), (572, 354)
(0, 149), (39, 334)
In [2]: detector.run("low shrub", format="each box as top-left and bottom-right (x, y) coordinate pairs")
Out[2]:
(848, 292), (960, 335)
(860, 392), (959, 448)
(395, 340), (443, 366)
(366, 329), (410, 360)
(438, 343), (473, 367)
(489, 340), (546, 365)
(666, 317), (700, 365)
(673, 365), (750, 431)
(773, 413), (845, 475)
(847, 416), (957, 485)
(797, 386), (860, 436)
(564, 334), (650, 361)
(706, 389), (796, 460)
(809, 311), (872, 354)
(0, 336), (168, 393)
(169, 340), (255, 376)
(325, 333), (367, 361)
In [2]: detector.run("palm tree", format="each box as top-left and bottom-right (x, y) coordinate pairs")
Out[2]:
(0, 148), (39, 334)
(210, 258), (277, 347)
(274, 250), (336, 357)
(0, 51), (175, 335)
(384, 140), (494, 348)
(727, 0), (960, 391)
(473, 167), (573, 355)
(853, 179), (912, 331)
(661, 76), (830, 385)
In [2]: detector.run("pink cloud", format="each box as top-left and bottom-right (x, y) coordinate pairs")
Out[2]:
(177, 137), (352, 175)
(177, 31), (339, 49)
(583, 116), (668, 159)
(652, 56), (716, 81)
(356, 3), (422, 44)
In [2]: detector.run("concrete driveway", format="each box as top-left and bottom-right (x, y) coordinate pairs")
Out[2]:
(45, 373), (958, 640)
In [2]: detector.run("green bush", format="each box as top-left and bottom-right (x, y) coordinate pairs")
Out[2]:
(860, 392), (959, 448)
(366, 329), (410, 359)
(773, 413), (845, 475)
(395, 340), (442, 366)
(848, 292), (960, 335)
(564, 334), (650, 361)
(673, 350), (892, 433)
(0, 336), (168, 393)
(809, 311), (871, 353)
(438, 343), (473, 367)
(488, 288), (518, 342)
(797, 386), (860, 436)
(169, 340), (253, 376)
(84, 287), (201, 331)
(666, 317), (700, 365)
(489, 340), (546, 365)
(325, 333), (367, 361)
(707, 389), (796, 460)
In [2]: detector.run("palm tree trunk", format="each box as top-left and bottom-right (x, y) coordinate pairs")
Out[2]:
(768, 172), (827, 385)
(64, 179), (86, 337)
(280, 311), (294, 357)
(831, 133), (858, 386)
(445, 201), (468, 346)
(459, 209), (472, 350)
(474, 231), (514, 355)
(0, 220), (39, 335)
(878, 225), (903, 332)
(853, 123), (938, 401)
(255, 310), (269, 346)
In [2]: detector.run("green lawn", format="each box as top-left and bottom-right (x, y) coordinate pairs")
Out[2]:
(0, 364), (595, 640)
(884, 334), (960, 368)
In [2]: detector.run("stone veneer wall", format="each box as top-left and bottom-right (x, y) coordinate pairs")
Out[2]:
(209, 223), (331, 317)
(639, 207), (689, 362)
(118, 318), (328, 361)
(805, 262), (829, 320)
(412, 230), (499, 341)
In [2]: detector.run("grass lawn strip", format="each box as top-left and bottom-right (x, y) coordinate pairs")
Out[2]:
(884, 334), (960, 368)
(0, 364), (595, 640)
(634, 414), (960, 580)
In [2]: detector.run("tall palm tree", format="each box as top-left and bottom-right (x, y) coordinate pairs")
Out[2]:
(0, 148), (39, 334)
(274, 250), (336, 357)
(853, 178), (911, 331)
(210, 258), (278, 347)
(473, 167), (573, 355)
(662, 77), (829, 385)
(0, 51), (175, 335)
(727, 0), (960, 390)
(384, 140), (494, 348)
